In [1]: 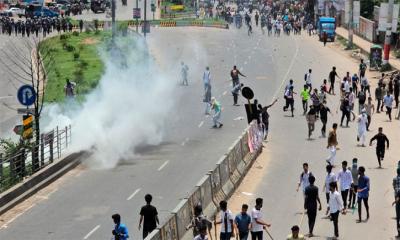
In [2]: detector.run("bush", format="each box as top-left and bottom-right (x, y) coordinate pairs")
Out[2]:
(73, 51), (80, 60)
(381, 63), (392, 72)
(60, 34), (70, 40)
(94, 30), (101, 35)
(85, 29), (92, 34)
(72, 31), (80, 36)
(64, 44), (75, 52)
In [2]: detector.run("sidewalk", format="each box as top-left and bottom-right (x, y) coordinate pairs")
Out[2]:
(336, 27), (400, 70)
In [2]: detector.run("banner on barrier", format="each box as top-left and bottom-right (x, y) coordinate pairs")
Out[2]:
(248, 121), (263, 153)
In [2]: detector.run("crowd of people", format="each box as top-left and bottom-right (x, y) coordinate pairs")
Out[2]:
(0, 16), (81, 38)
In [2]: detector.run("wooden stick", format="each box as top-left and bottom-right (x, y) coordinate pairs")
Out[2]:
(264, 228), (274, 240)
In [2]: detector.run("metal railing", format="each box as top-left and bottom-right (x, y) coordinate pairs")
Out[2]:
(146, 120), (263, 240)
(0, 125), (72, 193)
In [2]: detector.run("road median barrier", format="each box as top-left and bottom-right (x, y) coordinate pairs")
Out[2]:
(145, 120), (263, 240)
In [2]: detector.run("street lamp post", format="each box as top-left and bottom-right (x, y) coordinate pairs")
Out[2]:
(111, 0), (116, 40)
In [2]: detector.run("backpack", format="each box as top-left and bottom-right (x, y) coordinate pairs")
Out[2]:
(301, 171), (313, 181)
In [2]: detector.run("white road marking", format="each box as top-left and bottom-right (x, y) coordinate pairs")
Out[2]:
(234, 116), (244, 121)
(198, 121), (204, 128)
(241, 192), (254, 196)
(223, 91), (227, 96)
(83, 225), (100, 240)
(0, 95), (13, 100)
(158, 160), (169, 171)
(244, 61), (247, 65)
(127, 188), (141, 201)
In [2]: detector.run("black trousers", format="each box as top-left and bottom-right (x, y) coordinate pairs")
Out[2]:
(233, 94), (238, 105)
(341, 189), (349, 208)
(376, 147), (385, 166)
(326, 192), (330, 204)
(396, 202), (400, 235)
(377, 99), (382, 111)
(341, 110), (350, 126)
(387, 106), (393, 120)
(329, 80), (335, 94)
(330, 211), (340, 237)
(367, 115), (371, 130)
(251, 231), (263, 240)
(358, 197), (369, 220)
(321, 118), (327, 135)
(307, 208), (317, 234)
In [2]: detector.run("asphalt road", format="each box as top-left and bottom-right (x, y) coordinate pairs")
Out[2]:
(224, 30), (400, 239)
(0, 34), (33, 137)
(0, 25), (307, 239)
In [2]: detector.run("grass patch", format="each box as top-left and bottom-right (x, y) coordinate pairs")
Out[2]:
(40, 31), (112, 103)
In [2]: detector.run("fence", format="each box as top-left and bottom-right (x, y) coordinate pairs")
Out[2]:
(146, 121), (263, 240)
(0, 125), (72, 193)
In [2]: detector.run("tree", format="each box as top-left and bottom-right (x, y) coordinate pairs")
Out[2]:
(0, 38), (55, 173)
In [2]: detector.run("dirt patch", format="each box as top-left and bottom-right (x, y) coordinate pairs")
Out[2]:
(82, 37), (98, 45)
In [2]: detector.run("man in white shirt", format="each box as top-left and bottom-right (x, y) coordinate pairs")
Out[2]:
(337, 161), (353, 210)
(383, 91), (394, 121)
(215, 200), (234, 240)
(323, 165), (337, 205)
(296, 163), (312, 194)
(251, 198), (271, 240)
(357, 109), (368, 147)
(326, 182), (345, 238)
(305, 69), (312, 92)
(193, 225), (208, 240)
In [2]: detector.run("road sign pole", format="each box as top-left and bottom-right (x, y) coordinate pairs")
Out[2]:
(144, 0), (147, 38)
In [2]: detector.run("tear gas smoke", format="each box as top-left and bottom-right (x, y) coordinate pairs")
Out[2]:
(42, 34), (176, 169)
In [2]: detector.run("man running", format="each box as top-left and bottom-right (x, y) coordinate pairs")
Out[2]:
(328, 66), (340, 95)
(323, 164), (337, 205)
(203, 67), (211, 93)
(306, 106), (317, 139)
(230, 66), (246, 87)
(369, 127), (389, 168)
(304, 175), (322, 237)
(250, 198), (271, 240)
(383, 91), (394, 121)
(319, 101), (331, 138)
(300, 85), (310, 115)
(112, 214), (129, 240)
(283, 86), (296, 117)
(357, 109), (369, 147)
(232, 83), (244, 106)
(305, 69), (312, 92)
(326, 123), (339, 166)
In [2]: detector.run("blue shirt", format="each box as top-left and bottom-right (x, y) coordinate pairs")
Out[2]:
(114, 223), (129, 240)
(358, 175), (370, 198)
(234, 213), (251, 233)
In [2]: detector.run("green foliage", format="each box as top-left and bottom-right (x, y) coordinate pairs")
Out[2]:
(40, 31), (110, 103)
(381, 63), (392, 72)
(0, 139), (20, 157)
(72, 31), (80, 36)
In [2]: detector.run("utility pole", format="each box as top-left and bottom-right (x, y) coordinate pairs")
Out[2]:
(383, 0), (395, 65)
(111, 0), (116, 40)
(347, 0), (353, 49)
(144, 0), (147, 38)
(136, 0), (139, 32)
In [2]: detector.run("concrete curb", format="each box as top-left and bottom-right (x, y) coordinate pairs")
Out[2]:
(0, 151), (88, 216)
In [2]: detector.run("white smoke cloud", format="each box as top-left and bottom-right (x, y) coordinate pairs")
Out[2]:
(41, 34), (176, 169)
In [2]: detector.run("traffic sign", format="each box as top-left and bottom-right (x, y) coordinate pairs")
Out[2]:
(17, 85), (36, 106)
(23, 115), (33, 139)
(17, 108), (35, 114)
(13, 125), (23, 135)
(241, 87), (254, 100)
(133, 8), (141, 19)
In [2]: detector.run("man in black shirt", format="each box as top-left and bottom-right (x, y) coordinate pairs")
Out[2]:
(139, 194), (159, 239)
(319, 101), (331, 137)
(328, 66), (340, 95)
(369, 127), (390, 168)
(304, 175), (322, 237)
